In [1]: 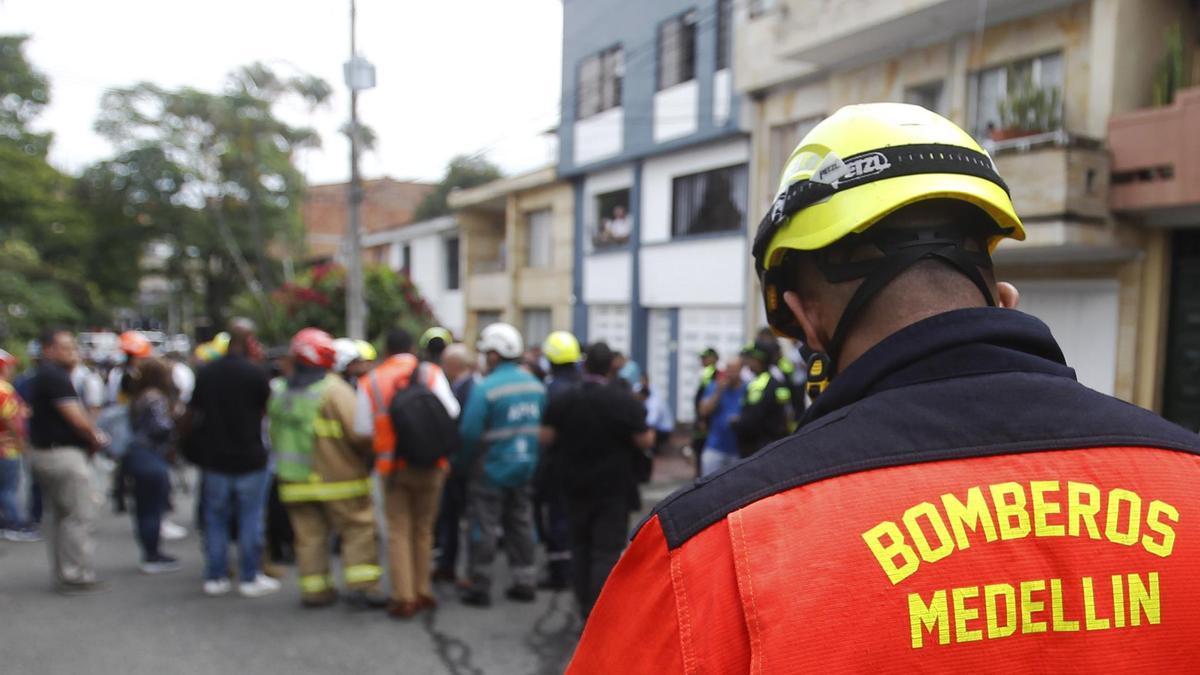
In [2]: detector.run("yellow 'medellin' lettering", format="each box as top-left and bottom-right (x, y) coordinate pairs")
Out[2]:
(1128, 572), (1161, 627)
(1050, 578), (1080, 632)
(952, 586), (983, 643)
(984, 583), (1017, 639)
(1067, 481), (1103, 539)
(903, 502), (955, 563)
(1020, 580), (1047, 633)
(1143, 500), (1179, 558)
(991, 482), (1031, 540)
(908, 590), (950, 648)
(1112, 574), (1127, 629)
(1031, 480), (1065, 537)
(1082, 576), (1110, 630)
(863, 521), (919, 585)
(941, 487), (998, 550)
(1106, 488), (1142, 546)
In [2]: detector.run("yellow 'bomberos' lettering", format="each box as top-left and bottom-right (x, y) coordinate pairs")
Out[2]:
(863, 521), (920, 585)
(863, 481), (1179, 583)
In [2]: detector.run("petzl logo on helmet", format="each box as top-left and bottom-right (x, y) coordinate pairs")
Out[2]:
(838, 152), (891, 187)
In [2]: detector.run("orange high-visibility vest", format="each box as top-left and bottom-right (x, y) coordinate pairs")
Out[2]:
(360, 354), (440, 476)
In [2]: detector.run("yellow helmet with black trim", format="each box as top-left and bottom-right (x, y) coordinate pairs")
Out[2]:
(753, 103), (1025, 346)
(419, 326), (453, 351)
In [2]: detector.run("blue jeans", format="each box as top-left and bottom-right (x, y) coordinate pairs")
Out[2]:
(124, 446), (170, 560)
(0, 456), (25, 530)
(202, 468), (270, 582)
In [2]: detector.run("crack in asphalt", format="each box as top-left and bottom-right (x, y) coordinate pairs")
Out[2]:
(420, 608), (486, 675)
(524, 591), (580, 675)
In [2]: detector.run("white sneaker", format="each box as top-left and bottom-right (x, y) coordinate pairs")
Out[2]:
(239, 574), (282, 598)
(160, 520), (188, 541)
(203, 578), (233, 596)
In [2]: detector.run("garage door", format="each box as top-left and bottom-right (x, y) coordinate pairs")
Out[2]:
(1017, 280), (1119, 396)
(676, 306), (746, 422)
(588, 304), (630, 356)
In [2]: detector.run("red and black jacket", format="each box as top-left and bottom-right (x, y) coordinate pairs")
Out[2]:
(569, 308), (1200, 673)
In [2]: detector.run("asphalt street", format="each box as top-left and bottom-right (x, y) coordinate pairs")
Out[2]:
(0, 458), (692, 675)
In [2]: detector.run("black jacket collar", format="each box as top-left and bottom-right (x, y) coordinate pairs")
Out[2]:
(803, 307), (1074, 426)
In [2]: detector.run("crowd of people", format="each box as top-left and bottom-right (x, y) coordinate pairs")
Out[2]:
(0, 315), (806, 621)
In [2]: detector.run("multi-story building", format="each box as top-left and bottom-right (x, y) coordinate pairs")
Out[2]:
(449, 166), (575, 347)
(735, 0), (1199, 420)
(302, 178), (433, 262)
(559, 0), (751, 423)
(362, 215), (465, 338)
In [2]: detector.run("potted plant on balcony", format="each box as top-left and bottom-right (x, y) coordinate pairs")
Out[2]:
(1151, 23), (1187, 107)
(990, 69), (1062, 141)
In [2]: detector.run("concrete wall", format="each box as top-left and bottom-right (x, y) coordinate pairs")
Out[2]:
(641, 237), (746, 307)
(512, 181), (575, 332)
(407, 235), (464, 338)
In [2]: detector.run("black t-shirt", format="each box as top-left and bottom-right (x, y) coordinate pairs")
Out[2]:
(29, 362), (90, 449)
(542, 379), (648, 499)
(185, 354), (271, 474)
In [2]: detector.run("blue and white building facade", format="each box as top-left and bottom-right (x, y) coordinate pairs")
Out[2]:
(559, 0), (751, 423)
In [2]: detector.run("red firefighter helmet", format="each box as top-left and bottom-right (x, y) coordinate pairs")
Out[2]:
(290, 328), (336, 369)
(119, 330), (153, 358)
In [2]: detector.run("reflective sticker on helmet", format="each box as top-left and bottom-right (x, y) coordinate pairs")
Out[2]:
(811, 151), (847, 186)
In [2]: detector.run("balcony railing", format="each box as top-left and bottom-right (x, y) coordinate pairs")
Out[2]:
(1109, 87), (1200, 215)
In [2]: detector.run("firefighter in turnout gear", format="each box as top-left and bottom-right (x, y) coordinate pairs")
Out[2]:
(569, 103), (1200, 672)
(269, 328), (386, 609)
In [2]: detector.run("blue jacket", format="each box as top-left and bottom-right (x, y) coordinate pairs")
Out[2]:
(457, 362), (546, 487)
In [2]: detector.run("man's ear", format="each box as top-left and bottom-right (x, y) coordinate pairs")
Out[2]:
(996, 281), (1020, 309)
(783, 290), (827, 354)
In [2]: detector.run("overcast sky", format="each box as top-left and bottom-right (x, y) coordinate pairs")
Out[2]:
(1, 0), (563, 185)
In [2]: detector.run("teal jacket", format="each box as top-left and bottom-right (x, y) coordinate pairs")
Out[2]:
(457, 362), (546, 487)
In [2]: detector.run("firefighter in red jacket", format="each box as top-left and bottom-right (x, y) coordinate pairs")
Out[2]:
(569, 103), (1200, 672)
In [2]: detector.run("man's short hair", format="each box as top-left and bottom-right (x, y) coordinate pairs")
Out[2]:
(40, 327), (71, 349)
(386, 327), (414, 355)
(584, 342), (614, 376)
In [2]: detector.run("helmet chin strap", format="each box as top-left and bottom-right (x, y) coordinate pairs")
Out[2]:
(804, 225), (999, 397)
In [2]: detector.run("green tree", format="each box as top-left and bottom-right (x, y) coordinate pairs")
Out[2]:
(0, 35), (106, 339)
(232, 263), (437, 346)
(414, 154), (503, 221)
(93, 63), (331, 324)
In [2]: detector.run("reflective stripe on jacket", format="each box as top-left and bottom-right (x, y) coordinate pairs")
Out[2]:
(359, 355), (442, 476)
(457, 362), (546, 487)
(569, 308), (1200, 673)
(271, 373), (372, 503)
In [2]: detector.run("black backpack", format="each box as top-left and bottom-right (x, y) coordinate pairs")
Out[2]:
(387, 364), (459, 469)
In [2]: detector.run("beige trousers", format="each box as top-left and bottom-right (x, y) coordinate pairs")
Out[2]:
(384, 467), (446, 602)
(27, 447), (96, 585)
(286, 496), (383, 599)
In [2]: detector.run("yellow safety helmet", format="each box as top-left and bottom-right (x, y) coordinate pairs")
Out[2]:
(753, 103), (1025, 348)
(542, 330), (581, 366)
(419, 326), (453, 351)
(354, 339), (377, 362)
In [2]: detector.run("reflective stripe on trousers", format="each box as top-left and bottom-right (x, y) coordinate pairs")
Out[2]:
(278, 478), (372, 503)
(344, 563), (382, 584)
(300, 573), (334, 594)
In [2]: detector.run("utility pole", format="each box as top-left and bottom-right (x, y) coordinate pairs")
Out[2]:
(344, 0), (375, 339)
